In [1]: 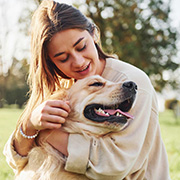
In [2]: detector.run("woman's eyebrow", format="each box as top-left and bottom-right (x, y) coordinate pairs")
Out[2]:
(53, 37), (85, 58)
(73, 37), (84, 47)
(54, 52), (64, 58)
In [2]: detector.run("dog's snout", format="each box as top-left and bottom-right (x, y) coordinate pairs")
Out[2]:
(122, 81), (137, 91)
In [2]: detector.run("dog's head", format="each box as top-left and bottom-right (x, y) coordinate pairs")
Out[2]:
(66, 75), (137, 135)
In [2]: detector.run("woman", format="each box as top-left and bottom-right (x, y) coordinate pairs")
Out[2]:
(4, 0), (171, 179)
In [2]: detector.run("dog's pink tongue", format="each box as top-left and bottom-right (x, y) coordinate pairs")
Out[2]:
(104, 109), (134, 119)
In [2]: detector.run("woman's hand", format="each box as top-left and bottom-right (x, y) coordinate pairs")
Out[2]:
(14, 100), (70, 157)
(27, 100), (71, 132)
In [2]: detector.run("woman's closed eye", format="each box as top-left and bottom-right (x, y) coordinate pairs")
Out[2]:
(77, 44), (86, 52)
(60, 55), (69, 63)
(58, 43), (87, 63)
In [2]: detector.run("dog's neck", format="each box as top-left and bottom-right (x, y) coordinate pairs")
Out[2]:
(62, 119), (120, 137)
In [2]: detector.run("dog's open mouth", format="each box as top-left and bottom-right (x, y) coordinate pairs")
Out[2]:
(84, 96), (135, 124)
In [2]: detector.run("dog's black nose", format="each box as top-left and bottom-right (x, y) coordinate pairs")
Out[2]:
(122, 81), (137, 91)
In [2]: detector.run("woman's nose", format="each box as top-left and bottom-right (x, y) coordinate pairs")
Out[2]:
(72, 53), (84, 68)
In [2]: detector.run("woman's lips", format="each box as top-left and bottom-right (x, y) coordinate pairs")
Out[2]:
(76, 63), (90, 75)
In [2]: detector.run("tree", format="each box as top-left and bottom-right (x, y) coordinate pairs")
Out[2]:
(75, 0), (179, 91)
(0, 0), (37, 108)
(1, 58), (29, 108)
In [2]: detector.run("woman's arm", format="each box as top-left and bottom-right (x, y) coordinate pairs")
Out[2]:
(38, 128), (69, 157)
(3, 100), (70, 172)
(14, 100), (70, 156)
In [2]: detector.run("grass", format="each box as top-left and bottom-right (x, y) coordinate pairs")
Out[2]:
(159, 110), (180, 180)
(0, 108), (22, 180)
(0, 108), (180, 180)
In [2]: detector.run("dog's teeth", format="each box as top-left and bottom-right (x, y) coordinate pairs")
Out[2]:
(116, 112), (123, 117)
(99, 108), (105, 114)
(99, 108), (103, 111)
(95, 108), (102, 112)
(95, 108), (106, 115)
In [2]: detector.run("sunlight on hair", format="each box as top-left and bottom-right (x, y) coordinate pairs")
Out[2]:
(54, 0), (72, 5)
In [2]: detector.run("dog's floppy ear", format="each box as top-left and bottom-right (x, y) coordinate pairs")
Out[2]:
(49, 89), (69, 101)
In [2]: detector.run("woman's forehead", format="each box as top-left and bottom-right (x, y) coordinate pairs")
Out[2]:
(47, 29), (92, 55)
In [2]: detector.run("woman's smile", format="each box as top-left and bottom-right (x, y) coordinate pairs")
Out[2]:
(76, 62), (91, 75)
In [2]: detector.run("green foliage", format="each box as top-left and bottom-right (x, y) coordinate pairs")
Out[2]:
(0, 108), (180, 179)
(0, 58), (29, 108)
(76, 0), (179, 91)
(5, 86), (29, 108)
(165, 99), (178, 110)
(1, 0), (179, 108)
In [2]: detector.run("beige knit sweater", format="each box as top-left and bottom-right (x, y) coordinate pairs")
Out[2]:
(4, 58), (171, 180)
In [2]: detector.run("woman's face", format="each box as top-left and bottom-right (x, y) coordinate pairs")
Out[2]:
(47, 29), (105, 80)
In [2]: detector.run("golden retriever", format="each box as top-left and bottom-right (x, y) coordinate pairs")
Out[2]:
(15, 75), (137, 180)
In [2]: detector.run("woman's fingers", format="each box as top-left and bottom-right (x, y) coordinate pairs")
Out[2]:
(41, 113), (66, 124)
(29, 100), (71, 131)
(40, 120), (63, 129)
(46, 105), (70, 119)
(44, 100), (71, 113)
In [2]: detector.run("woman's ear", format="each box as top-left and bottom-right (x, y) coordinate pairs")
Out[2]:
(92, 25), (100, 43)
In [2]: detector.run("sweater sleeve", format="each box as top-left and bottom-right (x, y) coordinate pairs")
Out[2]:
(3, 132), (28, 174)
(65, 134), (91, 174)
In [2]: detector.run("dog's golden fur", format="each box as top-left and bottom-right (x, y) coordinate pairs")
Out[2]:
(15, 75), (136, 180)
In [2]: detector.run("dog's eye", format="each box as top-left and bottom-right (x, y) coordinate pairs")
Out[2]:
(89, 82), (104, 87)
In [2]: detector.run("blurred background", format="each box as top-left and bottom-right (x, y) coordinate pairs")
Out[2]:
(0, 0), (180, 179)
(0, 0), (180, 111)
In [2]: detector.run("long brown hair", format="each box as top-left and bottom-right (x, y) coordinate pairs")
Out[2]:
(17, 0), (111, 127)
